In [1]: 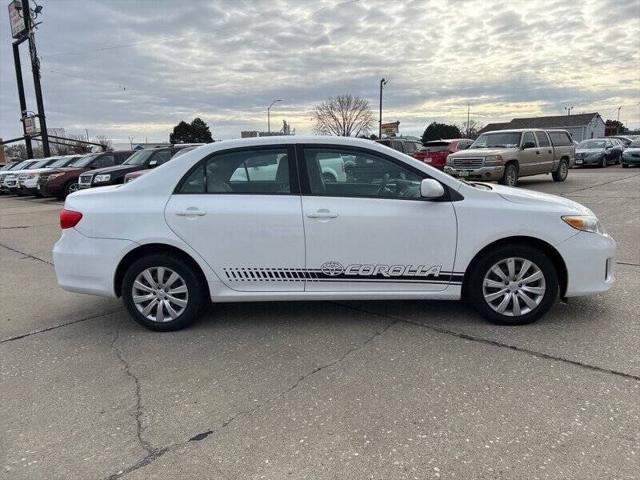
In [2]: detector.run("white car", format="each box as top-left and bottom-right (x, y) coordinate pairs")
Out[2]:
(53, 136), (616, 331)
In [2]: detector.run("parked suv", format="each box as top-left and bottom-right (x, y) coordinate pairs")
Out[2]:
(414, 139), (473, 170)
(0, 159), (44, 194)
(376, 137), (423, 156)
(444, 129), (574, 186)
(78, 146), (193, 189)
(18, 155), (82, 196)
(38, 150), (133, 199)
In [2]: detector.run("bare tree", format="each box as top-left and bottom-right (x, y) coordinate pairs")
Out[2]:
(95, 135), (113, 151)
(312, 94), (374, 137)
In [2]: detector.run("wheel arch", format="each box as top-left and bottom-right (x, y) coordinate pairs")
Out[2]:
(114, 243), (211, 299)
(461, 235), (568, 299)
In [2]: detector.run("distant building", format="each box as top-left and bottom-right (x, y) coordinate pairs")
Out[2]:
(479, 113), (605, 142)
(242, 120), (295, 138)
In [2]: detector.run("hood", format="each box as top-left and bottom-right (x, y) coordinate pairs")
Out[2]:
(84, 164), (140, 176)
(576, 148), (604, 154)
(624, 147), (640, 153)
(490, 184), (592, 215)
(450, 147), (514, 157)
(18, 167), (57, 175)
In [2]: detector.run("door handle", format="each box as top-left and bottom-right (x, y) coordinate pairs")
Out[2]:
(307, 209), (338, 219)
(536, 150), (541, 155)
(176, 207), (206, 217)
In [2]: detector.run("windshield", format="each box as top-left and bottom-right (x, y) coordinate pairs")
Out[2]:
(578, 140), (606, 149)
(30, 159), (54, 169)
(10, 160), (32, 170)
(49, 156), (77, 168)
(68, 154), (99, 168)
(471, 132), (522, 149)
(124, 150), (154, 166)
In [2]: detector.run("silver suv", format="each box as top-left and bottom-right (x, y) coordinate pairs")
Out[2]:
(444, 129), (575, 186)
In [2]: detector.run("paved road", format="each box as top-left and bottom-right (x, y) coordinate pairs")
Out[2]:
(1, 168), (639, 480)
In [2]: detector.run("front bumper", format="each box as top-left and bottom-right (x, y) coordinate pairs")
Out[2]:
(574, 155), (603, 166)
(622, 153), (640, 165)
(444, 165), (504, 180)
(556, 231), (616, 297)
(53, 227), (136, 297)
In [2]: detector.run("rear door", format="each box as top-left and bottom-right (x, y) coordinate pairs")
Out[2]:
(165, 145), (306, 292)
(534, 131), (554, 172)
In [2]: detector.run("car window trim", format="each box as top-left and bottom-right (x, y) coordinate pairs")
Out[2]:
(295, 143), (460, 203)
(173, 144), (300, 196)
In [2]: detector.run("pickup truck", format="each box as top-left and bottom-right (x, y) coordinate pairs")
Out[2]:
(444, 129), (574, 186)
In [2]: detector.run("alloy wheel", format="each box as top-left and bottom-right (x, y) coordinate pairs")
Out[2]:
(505, 166), (517, 186)
(132, 267), (189, 322)
(482, 257), (546, 317)
(559, 161), (568, 179)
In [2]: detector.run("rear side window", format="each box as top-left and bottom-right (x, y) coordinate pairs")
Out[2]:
(403, 141), (417, 154)
(151, 150), (172, 165)
(93, 154), (114, 168)
(535, 132), (550, 147)
(548, 132), (572, 146)
(177, 148), (291, 194)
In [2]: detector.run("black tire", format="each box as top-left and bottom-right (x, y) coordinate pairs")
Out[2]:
(552, 159), (569, 182)
(500, 163), (518, 187)
(600, 155), (607, 168)
(622, 162), (629, 168)
(63, 180), (79, 199)
(122, 253), (207, 331)
(467, 245), (559, 326)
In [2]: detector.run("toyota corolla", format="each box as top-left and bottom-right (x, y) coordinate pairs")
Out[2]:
(53, 136), (616, 331)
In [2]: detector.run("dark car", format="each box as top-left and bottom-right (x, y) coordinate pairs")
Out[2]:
(78, 145), (195, 190)
(375, 137), (423, 156)
(123, 145), (203, 183)
(414, 138), (473, 170)
(575, 138), (621, 167)
(38, 150), (133, 199)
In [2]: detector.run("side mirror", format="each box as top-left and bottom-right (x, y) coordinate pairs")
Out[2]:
(522, 141), (536, 149)
(420, 178), (445, 199)
(148, 160), (158, 168)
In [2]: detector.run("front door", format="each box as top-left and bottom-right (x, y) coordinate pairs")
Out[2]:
(299, 145), (458, 292)
(165, 145), (305, 292)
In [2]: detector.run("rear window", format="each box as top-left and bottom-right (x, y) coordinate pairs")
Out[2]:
(548, 131), (573, 146)
(422, 141), (450, 152)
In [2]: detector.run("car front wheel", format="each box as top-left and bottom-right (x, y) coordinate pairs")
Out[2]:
(500, 163), (518, 187)
(468, 245), (558, 325)
(122, 254), (207, 331)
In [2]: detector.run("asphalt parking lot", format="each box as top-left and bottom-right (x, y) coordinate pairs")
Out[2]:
(1, 168), (639, 480)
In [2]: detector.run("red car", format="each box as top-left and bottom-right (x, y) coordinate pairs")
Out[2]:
(414, 138), (474, 170)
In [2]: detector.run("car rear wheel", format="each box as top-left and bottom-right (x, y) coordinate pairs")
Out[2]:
(122, 254), (207, 331)
(552, 159), (569, 182)
(622, 162), (629, 168)
(468, 245), (558, 325)
(600, 156), (607, 168)
(500, 163), (518, 187)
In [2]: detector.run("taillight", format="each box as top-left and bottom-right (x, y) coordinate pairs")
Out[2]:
(60, 209), (83, 229)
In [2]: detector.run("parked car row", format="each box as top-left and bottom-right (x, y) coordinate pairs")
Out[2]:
(0, 145), (203, 200)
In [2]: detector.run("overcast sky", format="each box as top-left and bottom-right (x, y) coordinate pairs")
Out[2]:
(1, 0), (639, 144)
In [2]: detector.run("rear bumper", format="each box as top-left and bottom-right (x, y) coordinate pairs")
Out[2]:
(556, 231), (616, 297)
(53, 228), (136, 298)
(444, 165), (504, 180)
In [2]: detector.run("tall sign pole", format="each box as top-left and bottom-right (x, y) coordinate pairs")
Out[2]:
(12, 42), (32, 158)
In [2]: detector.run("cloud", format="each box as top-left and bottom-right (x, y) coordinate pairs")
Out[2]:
(0, 0), (638, 144)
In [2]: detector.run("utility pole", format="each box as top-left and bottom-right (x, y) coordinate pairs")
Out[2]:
(617, 106), (623, 134)
(379, 78), (388, 139)
(267, 99), (282, 134)
(22, 0), (50, 156)
(12, 42), (32, 158)
(466, 103), (470, 138)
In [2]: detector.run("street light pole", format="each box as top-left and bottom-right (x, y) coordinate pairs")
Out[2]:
(379, 78), (388, 139)
(267, 99), (282, 134)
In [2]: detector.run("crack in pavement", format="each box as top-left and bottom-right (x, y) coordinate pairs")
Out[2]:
(0, 241), (53, 265)
(560, 172), (640, 196)
(617, 261), (640, 267)
(103, 318), (398, 479)
(110, 326), (154, 456)
(0, 308), (124, 345)
(335, 302), (640, 382)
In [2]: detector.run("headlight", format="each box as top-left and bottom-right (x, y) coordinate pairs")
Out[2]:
(94, 174), (111, 183)
(48, 172), (66, 179)
(562, 215), (606, 235)
(484, 155), (504, 166)
(446, 155), (453, 165)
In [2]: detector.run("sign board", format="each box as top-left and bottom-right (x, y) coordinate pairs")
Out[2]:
(8, 1), (27, 39)
(23, 115), (39, 135)
(381, 121), (400, 136)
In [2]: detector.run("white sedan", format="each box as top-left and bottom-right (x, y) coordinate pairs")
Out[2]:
(53, 136), (616, 331)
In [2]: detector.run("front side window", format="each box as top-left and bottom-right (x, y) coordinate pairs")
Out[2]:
(522, 132), (536, 148)
(93, 154), (114, 168)
(124, 150), (153, 166)
(177, 147), (290, 194)
(471, 132), (522, 149)
(303, 147), (423, 200)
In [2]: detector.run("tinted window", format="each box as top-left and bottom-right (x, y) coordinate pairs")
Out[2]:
(390, 140), (404, 152)
(548, 132), (572, 146)
(303, 147), (423, 200)
(471, 132), (521, 148)
(93, 154), (114, 168)
(177, 148), (290, 194)
(535, 132), (550, 147)
(151, 150), (172, 165)
(522, 132), (536, 148)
